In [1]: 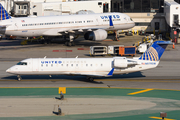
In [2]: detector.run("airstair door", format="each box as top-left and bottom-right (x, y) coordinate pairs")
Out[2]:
(13, 20), (19, 31)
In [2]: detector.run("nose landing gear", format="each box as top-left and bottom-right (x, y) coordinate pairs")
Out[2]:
(17, 75), (22, 81)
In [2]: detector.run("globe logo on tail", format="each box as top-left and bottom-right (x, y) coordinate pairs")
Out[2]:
(0, 3), (11, 20)
(140, 47), (159, 61)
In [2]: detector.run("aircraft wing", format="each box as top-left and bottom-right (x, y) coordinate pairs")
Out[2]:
(67, 68), (115, 77)
(42, 28), (93, 36)
(57, 27), (105, 33)
(42, 27), (105, 36)
(69, 72), (107, 77)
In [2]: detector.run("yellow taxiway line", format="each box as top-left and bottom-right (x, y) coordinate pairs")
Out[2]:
(149, 116), (176, 120)
(128, 89), (153, 95)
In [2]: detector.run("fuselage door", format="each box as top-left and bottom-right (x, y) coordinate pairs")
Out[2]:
(95, 17), (99, 26)
(13, 20), (19, 31)
(32, 59), (39, 72)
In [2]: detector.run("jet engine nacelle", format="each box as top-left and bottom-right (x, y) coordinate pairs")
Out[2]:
(113, 59), (138, 68)
(114, 59), (128, 68)
(84, 29), (107, 41)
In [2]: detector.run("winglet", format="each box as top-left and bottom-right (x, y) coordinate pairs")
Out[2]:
(139, 41), (172, 61)
(107, 68), (114, 76)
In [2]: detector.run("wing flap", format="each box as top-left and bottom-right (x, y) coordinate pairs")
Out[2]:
(64, 68), (115, 77)
(42, 29), (62, 36)
(57, 27), (105, 34)
(70, 72), (107, 77)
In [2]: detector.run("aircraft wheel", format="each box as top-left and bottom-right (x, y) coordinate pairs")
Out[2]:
(71, 42), (75, 46)
(68, 42), (72, 46)
(46, 39), (51, 44)
(65, 42), (68, 46)
(40, 40), (45, 44)
(89, 77), (94, 81)
(17, 75), (21, 81)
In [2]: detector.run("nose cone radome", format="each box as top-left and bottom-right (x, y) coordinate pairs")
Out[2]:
(132, 21), (135, 28)
(6, 68), (14, 74)
(6, 68), (11, 73)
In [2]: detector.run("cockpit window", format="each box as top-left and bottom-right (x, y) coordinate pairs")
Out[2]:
(17, 62), (27, 65)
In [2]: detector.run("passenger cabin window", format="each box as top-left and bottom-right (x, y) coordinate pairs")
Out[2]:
(17, 62), (27, 65)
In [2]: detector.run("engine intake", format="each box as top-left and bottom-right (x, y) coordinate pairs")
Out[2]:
(84, 29), (107, 41)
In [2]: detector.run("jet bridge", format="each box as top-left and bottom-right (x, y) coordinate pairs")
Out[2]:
(164, 0), (180, 43)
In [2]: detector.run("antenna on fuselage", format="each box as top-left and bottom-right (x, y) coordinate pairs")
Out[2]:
(44, 56), (47, 59)
(76, 56), (78, 58)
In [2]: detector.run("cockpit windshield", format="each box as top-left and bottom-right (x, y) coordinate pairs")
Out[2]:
(17, 62), (27, 65)
(130, 18), (133, 21)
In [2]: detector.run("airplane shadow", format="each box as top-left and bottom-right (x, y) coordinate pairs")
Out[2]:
(52, 111), (62, 115)
(55, 97), (63, 100)
(0, 33), (127, 51)
(2, 75), (103, 84)
(0, 38), (21, 47)
(2, 71), (145, 83)
(0, 37), (108, 49)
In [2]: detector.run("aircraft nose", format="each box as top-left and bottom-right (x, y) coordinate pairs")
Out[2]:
(132, 21), (135, 28)
(6, 68), (14, 74)
(6, 68), (11, 73)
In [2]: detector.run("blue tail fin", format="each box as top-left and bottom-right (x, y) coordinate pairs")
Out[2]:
(0, 3), (11, 20)
(139, 41), (172, 61)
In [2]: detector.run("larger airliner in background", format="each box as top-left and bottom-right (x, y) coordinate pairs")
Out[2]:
(6, 41), (171, 81)
(0, 3), (135, 46)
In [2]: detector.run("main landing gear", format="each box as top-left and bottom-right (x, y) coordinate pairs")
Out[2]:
(113, 30), (118, 41)
(17, 75), (22, 81)
(65, 41), (75, 46)
(64, 33), (75, 46)
(86, 76), (94, 81)
(41, 37), (51, 44)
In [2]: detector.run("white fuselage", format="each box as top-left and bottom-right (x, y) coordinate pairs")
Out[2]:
(0, 13), (135, 37)
(6, 57), (159, 77)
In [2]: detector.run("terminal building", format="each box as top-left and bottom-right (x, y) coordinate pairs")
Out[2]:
(91, 0), (180, 38)
(1, 0), (180, 40)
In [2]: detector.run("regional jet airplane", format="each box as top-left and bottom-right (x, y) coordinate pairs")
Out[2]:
(0, 3), (135, 46)
(6, 41), (171, 81)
